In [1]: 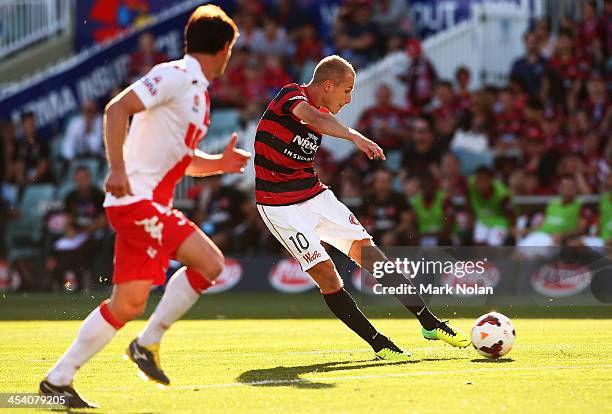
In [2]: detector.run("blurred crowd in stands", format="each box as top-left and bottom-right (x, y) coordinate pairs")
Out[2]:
(0, 0), (610, 291)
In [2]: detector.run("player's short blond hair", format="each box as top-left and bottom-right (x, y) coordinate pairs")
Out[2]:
(312, 55), (355, 86)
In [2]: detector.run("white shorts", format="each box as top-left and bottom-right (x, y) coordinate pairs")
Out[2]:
(516, 231), (554, 259)
(257, 190), (372, 271)
(473, 220), (508, 246)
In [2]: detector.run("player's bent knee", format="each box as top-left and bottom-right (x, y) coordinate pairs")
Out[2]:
(108, 298), (146, 323)
(349, 238), (374, 264)
(307, 260), (343, 293)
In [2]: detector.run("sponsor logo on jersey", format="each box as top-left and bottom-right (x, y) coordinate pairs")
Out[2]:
(204, 258), (242, 294)
(269, 258), (316, 293)
(531, 261), (592, 298)
(134, 216), (164, 245)
(288, 95), (307, 102)
(349, 214), (360, 226)
(440, 262), (501, 297)
(302, 251), (321, 264)
(142, 77), (158, 96)
(292, 133), (320, 155)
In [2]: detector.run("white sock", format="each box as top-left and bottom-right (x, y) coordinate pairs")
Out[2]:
(138, 267), (200, 347)
(46, 307), (117, 386)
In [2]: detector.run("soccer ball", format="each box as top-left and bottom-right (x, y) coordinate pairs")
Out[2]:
(471, 312), (515, 359)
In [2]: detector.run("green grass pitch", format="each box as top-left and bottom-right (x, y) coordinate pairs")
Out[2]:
(1, 292), (611, 413)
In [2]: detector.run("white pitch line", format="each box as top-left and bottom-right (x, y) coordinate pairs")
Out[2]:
(96, 364), (612, 391)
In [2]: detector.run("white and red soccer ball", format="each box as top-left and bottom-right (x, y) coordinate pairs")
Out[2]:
(471, 312), (516, 359)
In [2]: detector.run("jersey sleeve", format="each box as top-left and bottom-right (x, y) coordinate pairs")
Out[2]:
(131, 65), (183, 109)
(273, 86), (309, 115)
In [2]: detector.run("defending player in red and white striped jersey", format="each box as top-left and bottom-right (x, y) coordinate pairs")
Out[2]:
(40, 6), (250, 408)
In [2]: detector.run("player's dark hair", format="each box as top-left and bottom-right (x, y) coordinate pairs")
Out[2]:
(184, 5), (238, 55)
(560, 173), (575, 182)
(437, 80), (454, 90)
(454, 66), (470, 80)
(74, 165), (92, 177)
(312, 55), (355, 86)
(558, 28), (573, 39)
(475, 165), (494, 178)
(20, 111), (35, 122)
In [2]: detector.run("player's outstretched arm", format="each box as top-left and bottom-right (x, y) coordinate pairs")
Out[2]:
(292, 101), (385, 161)
(104, 90), (145, 197)
(186, 133), (251, 177)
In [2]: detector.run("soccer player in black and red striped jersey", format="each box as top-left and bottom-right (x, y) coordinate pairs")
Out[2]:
(255, 55), (470, 360)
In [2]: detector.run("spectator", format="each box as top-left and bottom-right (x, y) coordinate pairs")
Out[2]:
(595, 173), (612, 247)
(240, 60), (269, 122)
(13, 112), (53, 185)
(0, 119), (18, 259)
(294, 23), (323, 73)
(517, 175), (591, 255)
(494, 88), (524, 151)
(235, 13), (264, 50)
(455, 66), (472, 112)
(193, 175), (249, 252)
(439, 152), (467, 198)
(273, 0), (309, 36)
(337, 167), (365, 216)
(263, 55), (292, 100)
(467, 166), (514, 246)
(576, 0), (605, 64)
(411, 173), (454, 246)
(556, 154), (593, 195)
(510, 31), (548, 96)
(357, 83), (409, 152)
(585, 75), (610, 129)
(128, 31), (167, 80)
(61, 100), (104, 165)
(429, 80), (462, 142)
(233, 202), (282, 255)
(548, 29), (589, 111)
(603, 0), (612, 61)
(251, 18), (288, 57)
(362, 168), (414, 245)
(372, 0), (411, 37)
(1, 119), (17, 185)
(334, 0), (379, 68)
(49, 166), (106, 292)
(534, 16), (557, 59)
(400, 38), (438, 115)
(402, 117), (443, 176)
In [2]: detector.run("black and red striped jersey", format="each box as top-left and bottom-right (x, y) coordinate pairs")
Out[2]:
(255, 83), (327, 206)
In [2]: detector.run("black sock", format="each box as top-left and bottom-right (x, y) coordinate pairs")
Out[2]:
(322, 288), (387, 352)
(366, 247), (439, 330)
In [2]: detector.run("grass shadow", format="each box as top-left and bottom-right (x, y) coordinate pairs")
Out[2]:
(470, 358), (515, 363)
(236, 359), (415, 389)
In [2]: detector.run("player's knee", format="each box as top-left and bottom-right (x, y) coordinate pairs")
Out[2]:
(349, 238), (374, 264)
(309, 260), (343, 293)
(193, 251), (224, 281)
(319, 274), (343, 293)
(209, 252), (225, 280)
(111, 298), (146, 322)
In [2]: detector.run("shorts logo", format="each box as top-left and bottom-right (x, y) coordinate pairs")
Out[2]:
(302, 251), (321, 264)
(135, 216), (164, 245)
(147, 246), (158, 259)
(349, 214), (360, 226)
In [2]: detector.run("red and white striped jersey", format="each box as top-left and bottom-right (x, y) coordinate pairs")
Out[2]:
(103, 54), (210, 208)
